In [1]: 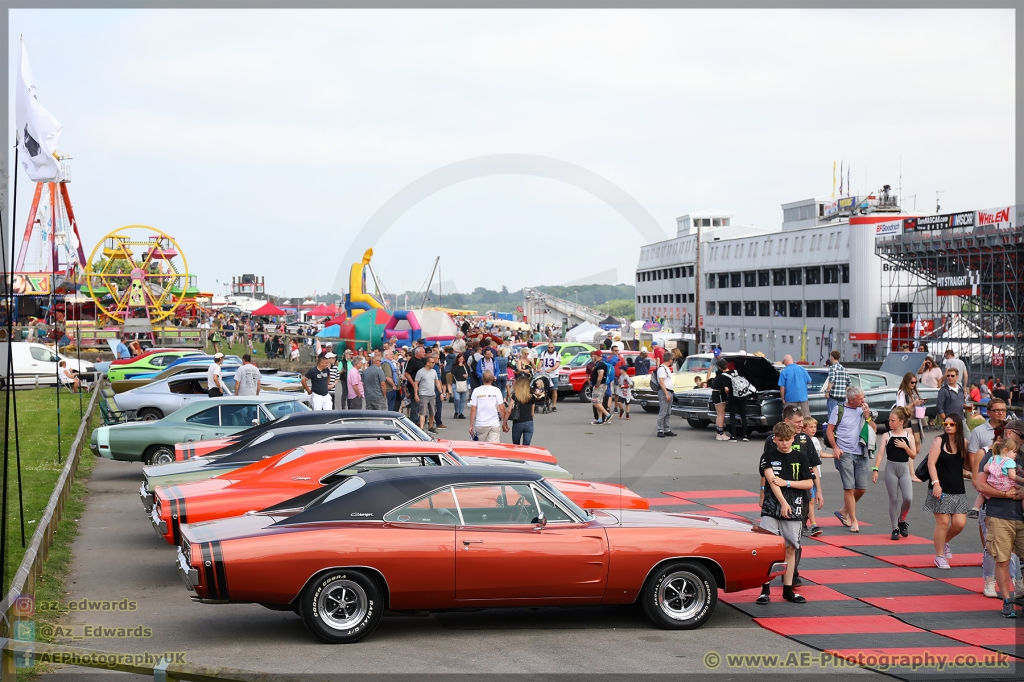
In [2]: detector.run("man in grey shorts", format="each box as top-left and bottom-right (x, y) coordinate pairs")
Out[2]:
(827, 386), (876, 533)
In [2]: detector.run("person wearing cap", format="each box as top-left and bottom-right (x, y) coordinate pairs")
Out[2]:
(634, 348), (651, 376)
(207, 353), (227, 397)
(303, 353), (334, 411)
(650, 341), (664, 367)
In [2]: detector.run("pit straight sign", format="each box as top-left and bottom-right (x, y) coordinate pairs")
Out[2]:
(936, 270), (979, 297)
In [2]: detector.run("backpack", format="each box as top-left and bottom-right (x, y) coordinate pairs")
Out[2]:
(729, 372), (757, 398)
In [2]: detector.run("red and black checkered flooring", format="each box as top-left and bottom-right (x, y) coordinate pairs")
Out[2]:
(646, 489), (1023, 679)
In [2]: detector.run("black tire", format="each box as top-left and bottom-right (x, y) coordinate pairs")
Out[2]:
(687, 419), (711, 429)
(641, 561), (717, 630)
(145, 445), (175, 466)
(300, 569), (382, 644)
(138, 408), (163, 422)
(641, 404), (659, 414)
(579, 384), (593, 403)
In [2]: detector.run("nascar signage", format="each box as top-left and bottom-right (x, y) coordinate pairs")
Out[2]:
(936, 270), (978, 297)
(910, 211), (976, 231)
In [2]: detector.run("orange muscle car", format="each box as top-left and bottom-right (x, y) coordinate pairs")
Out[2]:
(177, 466), (786, 642)
(152, 441), (647, 545)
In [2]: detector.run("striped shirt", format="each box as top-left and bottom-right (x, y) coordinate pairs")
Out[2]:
(826, 362), (849, 400)
(328, 366), (340, 393)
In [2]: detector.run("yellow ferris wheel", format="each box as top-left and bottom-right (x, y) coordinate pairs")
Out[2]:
(84, 225), (189, 324)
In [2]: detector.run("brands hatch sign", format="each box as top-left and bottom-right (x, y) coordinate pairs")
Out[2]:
(936, 270), (979, 297)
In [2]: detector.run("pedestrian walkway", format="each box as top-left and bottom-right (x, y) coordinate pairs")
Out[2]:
(642, 488), (1022, 680)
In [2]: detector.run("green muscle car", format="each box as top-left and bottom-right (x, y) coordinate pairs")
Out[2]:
(90, 395), (311, 465)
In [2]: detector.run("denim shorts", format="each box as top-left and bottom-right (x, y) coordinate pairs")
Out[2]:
(834, 452), (870, 490)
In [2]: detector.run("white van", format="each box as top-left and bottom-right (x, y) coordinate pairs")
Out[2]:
(0, 342), (96, 388)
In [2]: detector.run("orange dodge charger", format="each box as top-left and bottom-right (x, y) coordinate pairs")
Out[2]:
(177, 465), (786, 642)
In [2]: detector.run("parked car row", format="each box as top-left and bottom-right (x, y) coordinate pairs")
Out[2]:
(93, 389), (786, 644)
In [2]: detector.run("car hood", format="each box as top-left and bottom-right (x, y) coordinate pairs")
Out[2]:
(879, 351), (928, 378)
(725, 355), (780, 392)
(592, 508), (760, 531)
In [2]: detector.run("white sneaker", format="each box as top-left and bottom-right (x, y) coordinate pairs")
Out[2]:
(984, 577), (998, 598)
(1014, 579), (1024, 599)
(715, 433), (729, 441)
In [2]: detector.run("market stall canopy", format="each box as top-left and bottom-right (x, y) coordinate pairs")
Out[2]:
(252, 302), (286, 317)
(598, 315), (622, 330)
(316, 324), (341, 338)
(630, 320), (646, 329)
(307, 303), (337, 317)
(325, 313), (348, 327)
(565, 321), (600, 342)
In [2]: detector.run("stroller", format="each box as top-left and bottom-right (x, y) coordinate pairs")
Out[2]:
(532, 375), (553, 414)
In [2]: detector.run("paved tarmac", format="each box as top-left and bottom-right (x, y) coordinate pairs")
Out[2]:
(45, 398), (994, 679)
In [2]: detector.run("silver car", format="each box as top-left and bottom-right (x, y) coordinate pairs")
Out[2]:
(114, 371), (310, 421)
(672, 352), (939, 433)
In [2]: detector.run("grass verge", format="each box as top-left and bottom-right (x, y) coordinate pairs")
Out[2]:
(1, 388), (95, 680)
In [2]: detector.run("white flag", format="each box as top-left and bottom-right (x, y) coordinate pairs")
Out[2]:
(16, 38), (64, 183)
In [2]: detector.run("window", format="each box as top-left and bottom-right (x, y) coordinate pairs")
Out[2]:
(688, 293), (695, 302)
(719, 301), (730, 316)
(758, 270), (770, 287)
(789, 301), (803, 318)
(758, 301), (770, 317)
(672, 294), (679, 303)
(842, 264), (850, 283)
(823, 266), (840, 284)
(808, 371), (827, 394)
(706, 301), (717, 315)
(29, 347), (57, 363)
(805, 300), (821, 317)
(772, 269), (787, 286)
(842, 300), (850, 318)
(266, 400), (310, 418)
(744, 301), (758, 316)
(455, 484), (539, 525)
(858, 374), (888, 390)
(784, 207), (799, 222)
(186, 407), (220, 426)
(730, 273), (741, 288)
(220, 404), (260, 427)
(731, 301), (741, 316)
(788, 268), (802, 286)
(674, 267), (681, 278)
(718, 274), (730, 288)
(758, 334), (764, 342)
(534, 487), (574, 522)
(744, 271), (756, 287)
(824, 300), (840, 318)
(805, 267), (821, 285)
(773, 301), (787, 317)
(707, 274), (716, 289)
(384, 487), (460, 525)
(688, 265), (695, 277)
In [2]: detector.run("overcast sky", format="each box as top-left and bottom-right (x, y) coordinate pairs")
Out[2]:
(7, 8), (1014, 299)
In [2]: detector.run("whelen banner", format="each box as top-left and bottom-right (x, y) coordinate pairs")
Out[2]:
(976, 206), (1012, 228)
(936, 270), (979, 297)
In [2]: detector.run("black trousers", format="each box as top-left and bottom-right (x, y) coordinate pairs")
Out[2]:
(727, 398), (747, 439)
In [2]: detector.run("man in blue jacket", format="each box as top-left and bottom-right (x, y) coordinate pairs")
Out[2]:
(779, 354), (812, 418)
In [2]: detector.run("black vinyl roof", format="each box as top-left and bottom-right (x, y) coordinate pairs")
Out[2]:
(217, 410), (411, 452)
(213, 424), (406, 465)
(273, 465), (541, 526)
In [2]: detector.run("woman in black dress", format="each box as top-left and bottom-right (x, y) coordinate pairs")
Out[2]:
(925, 413), (970, 569)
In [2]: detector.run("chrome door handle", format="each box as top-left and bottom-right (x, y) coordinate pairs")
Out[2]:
(462, 540), (483, 548)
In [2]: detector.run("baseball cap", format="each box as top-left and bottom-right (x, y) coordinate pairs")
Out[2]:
(325, 352), (337, 358)
(213, 352), (224, 359)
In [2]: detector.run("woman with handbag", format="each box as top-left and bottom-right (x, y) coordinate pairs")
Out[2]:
(923, 414), (971, 569)
(451, 354), (471, 419)
(896, 373), (926, 448)
(504, 375), (541, 445)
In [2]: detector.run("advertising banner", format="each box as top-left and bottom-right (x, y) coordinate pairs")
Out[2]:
(823, 199), (839, 217)
(908, 212), (976, 230)
(12, 273), (51, 295)
(976, 206), (1012, 228)
(936, 270), (978, 297)
(838, 196), (857, 211)
(873, 219), (903, 238)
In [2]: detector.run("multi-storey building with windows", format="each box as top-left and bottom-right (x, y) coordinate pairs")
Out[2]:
(635, 194), (905, 363)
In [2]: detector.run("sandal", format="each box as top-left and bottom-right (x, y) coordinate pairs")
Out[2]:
(849, 525), (860, 533)
(833, 510), (851, 527)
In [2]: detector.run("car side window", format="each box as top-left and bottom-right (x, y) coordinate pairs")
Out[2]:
(320, 455), (441, 484)
(808, 372), (827, 394)
(257, 407), (275, 424)
(859, 374), (888, 390)
(30, 347), (56, 363)
(848, 374), (862, 388)
(221, 403), (259, 427)
(266, 401), (310, 418)
(454, 484), (539, 525)
(185, 407), (219, 426)
(533, 486), (574, 523)
(384, 487), (460, 525)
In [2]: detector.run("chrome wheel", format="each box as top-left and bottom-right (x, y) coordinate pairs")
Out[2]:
(317, 580), (368, 631)
(657, 570), (706, 621)
(149, 446), (175, 466)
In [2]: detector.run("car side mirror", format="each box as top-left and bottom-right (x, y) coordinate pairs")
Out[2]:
(251, 418), (259, 426)
(533, 513), (547, 528)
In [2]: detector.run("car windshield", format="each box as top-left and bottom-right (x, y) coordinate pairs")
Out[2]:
(266, 401), (310, 418)
(680, 357), (713, 373)
(566, 354), (590, 368)
(538, 479), (589, 520)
